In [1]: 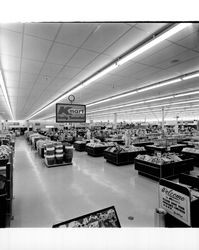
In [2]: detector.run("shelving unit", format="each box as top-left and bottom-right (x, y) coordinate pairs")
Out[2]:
(0, 152), (14, 227)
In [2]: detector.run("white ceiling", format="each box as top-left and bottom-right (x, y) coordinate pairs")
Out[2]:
(0, 22), (199, 121)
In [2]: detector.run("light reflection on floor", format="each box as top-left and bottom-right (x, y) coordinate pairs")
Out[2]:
(11, 137), (161, 227)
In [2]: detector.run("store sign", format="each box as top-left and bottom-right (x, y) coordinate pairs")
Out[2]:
(56, 103), (86, 123)
(52, 206), (121, 228)
(159, 185), (191, 226)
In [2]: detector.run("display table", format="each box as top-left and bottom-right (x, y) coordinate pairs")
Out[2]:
(145, 144), (187, 154)
(132, 142), (154, 147)
(105, 138), (124, 145)
(134, 156), (194, 181)
(104, 150), (146, 166)
(85, 145), (109, 157)
(182, 150), (199, 167)
(73, 141), (89, 152)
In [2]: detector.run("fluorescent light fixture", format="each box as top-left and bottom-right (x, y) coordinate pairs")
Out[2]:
(26, 23), (191, 120)
(182, 72), (199, 80)
(118, 23), (191, 66)
(83, 64), (118, 86)
(174, 90), (199, 97)
(0, 70), (14, 120)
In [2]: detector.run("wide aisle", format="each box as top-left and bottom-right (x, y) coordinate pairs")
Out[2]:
(11, 137), (159, 227)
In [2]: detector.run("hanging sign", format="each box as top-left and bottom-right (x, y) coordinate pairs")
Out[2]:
(56, 103), (86, 123)
(159, 179), (191, 226)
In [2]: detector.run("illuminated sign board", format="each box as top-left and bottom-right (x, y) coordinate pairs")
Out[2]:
(56, 103), (86, 123)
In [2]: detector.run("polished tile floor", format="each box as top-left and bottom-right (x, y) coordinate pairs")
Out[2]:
(11, 137), (160, 227)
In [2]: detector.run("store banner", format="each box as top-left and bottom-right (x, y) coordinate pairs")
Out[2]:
(56, 103), (86, 123)
(159, 184), (191, 226)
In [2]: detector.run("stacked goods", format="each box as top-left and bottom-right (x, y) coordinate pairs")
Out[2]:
(0, 145), (12, 164)
(64, 145), (73, 163)
(182, 147), (199, 154)
(55, 142), (64, 164)
(86, 142), (115, 148)
(105, 145), (145, 154)
(136, 153), (182, 165)
(44, 143), (55, 166)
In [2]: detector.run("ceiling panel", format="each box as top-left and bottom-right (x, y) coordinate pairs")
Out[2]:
(58, 66), (82, 79)
(82, 23), (130, 53)
(105, 27), (171, 60)
(0, 29), (22, 57)
(135, 23), (168, 34)
(175, 31), (199, 51)
(138, 44), (187, 66)
(113, 61), (148, 77)
(23, 35), (52, 61)
(40, 62), (63, 76)
(74, 54), (114, 81)
(46, 42), (77, 65)
(167, 24), (198, 43)
(56, 23), (97, 47)
(67, 49), (99, 68)
(1, 55), (20, 72)
(21, 58), (43, 74)
(24, 23), (60, 40)
(157, 50), (199, 70)
(0, 23), (23, 33)
(20, 72), (38, 83)
(4, 71), (20, 83)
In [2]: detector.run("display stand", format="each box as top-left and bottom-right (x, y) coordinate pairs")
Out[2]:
(85, 145), (109, 157)
(0, 152), (14, 227)
(182, 151), (199, 167)
(134, 156), (194, 181)
(104, 151), (146, 166)
(159, 177), (199, 227)
(44, 158), (72, 168)
(74, 142), (87, 152)
(145, 144), (187, 154)
(132, 142), (154, 147)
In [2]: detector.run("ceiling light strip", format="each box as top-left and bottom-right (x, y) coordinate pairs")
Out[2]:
(0, 70), (14, 120)
(26, 23), (191, 120)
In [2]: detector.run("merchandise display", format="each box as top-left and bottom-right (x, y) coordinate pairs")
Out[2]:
(104, 145), (146, 166)
(135, 153), (182, 165)
(134, 153), (194, 180)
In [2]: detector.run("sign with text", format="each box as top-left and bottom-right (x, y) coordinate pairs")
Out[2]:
(56, 103), (86, 123)
(159, 182), (191, 226)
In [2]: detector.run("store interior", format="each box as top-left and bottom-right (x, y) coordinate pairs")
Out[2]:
(1, 22), (199, 228)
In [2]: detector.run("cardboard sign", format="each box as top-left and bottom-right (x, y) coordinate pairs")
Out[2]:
(159, 184), (191, 226)
(56, 103), (86, 123)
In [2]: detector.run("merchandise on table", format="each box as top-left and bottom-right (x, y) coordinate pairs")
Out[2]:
(136, 153), (182, 165)
(0, 145), (12, 160)
(105, 145), (145, 154)
(182, 147), (199, 154)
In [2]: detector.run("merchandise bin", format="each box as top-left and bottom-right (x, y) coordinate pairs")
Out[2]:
(145, 144), (187, 154)
(73, 142), (87, 152)
(132, 142), (154, 147)
(182, 151), (199, 167)
(134, 156), (194, 181)
(64, 146), (73, 163)
(85, 145), (109, 157)
(104, 150), (146, 166)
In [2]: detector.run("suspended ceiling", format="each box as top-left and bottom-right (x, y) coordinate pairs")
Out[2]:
(0, 22), (199, 122)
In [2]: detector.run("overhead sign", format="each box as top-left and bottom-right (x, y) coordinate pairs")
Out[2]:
(159, 180), (191, 226)
(56, 103), (86, 123)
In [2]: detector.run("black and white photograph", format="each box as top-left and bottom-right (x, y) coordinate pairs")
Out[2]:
(0, 1), (199, 249)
